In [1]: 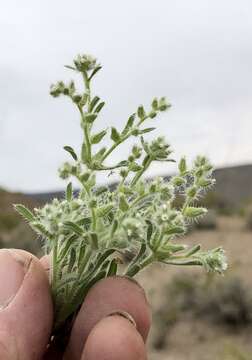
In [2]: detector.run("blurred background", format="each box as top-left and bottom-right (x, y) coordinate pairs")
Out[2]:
(0, 0), (251, 359)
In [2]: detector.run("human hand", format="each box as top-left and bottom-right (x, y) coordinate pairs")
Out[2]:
(0, 249), (151, 359)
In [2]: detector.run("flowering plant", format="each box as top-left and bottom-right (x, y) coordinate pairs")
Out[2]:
(15, 53), (227, 332)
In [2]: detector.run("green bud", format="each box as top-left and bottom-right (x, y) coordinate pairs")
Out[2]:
(73, 94), (82, 103)
(73, 54), (97, 72)
(80, 93), (88, 107)
(63, 87), (70, 95)
(197, 178), (215, 187)
(80, 171), (91, 182)
(119, 194), (129, 212)
(149, 111), (157, 119)
(132, 145), (142, 159)
(137, 105), (146, 119)
(84, 113), (98, 123)
(184, 207), (207, 218)
(131, 128), (140, 136)
(172, 176), (186, 186)
(152, 98), (158, 110)
(128, 155), (135, 162)
(120, 169), (128, 178)
(186, 186), (197, 198)
(111, 127), (121, 143)
(68, 80), (75, 95)
(129, 162), (142, 172)
(158, 97), (171, 111)
(178, 157), (187, 175)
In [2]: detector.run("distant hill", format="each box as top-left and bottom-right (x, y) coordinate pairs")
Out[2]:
(25, 164), (252, 209)
(0, 189), (42, 254)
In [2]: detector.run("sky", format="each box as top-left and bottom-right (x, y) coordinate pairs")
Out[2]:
(0, 0), (251, 192)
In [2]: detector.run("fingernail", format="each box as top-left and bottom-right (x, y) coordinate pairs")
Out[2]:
(107, 310), (137, 328)
(0, 250), (31, 309)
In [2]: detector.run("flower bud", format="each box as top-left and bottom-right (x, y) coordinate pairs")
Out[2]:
(152, 98), (158, 110)
(184, 207), (207, 218)
(73, 94), (82, 104)
(80, 171), (91, 182)
(178, 157), (187, 175)
(186, 186), (197, 198)
(172, 176), (186, 186)
(149, 110), (157, 119)
(137, 105), (146, 119)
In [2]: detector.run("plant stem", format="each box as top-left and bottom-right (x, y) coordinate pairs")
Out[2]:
(101, 132), (132, 162)
(125, 253), (155, 276)
(79, 107), (92, 163)
(131, 156), (152, 186)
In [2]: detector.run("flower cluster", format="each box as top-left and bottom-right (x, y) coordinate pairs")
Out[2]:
(15, 53), (227, 331)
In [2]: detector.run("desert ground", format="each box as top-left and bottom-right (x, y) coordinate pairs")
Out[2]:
(137, 216), (252, 360)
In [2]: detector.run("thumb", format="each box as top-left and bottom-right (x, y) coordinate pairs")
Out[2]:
(0, 249), (53, 360)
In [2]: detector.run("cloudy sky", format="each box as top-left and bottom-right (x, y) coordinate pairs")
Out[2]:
(0, 0), (251, 192)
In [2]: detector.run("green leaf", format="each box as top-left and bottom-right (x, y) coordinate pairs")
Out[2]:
(165, 226), (185, 235)
(64, 65), (77, 71)
(110, 219), (118, 237)
(152, 98), (158, 110)
(97, 203), (114, 217)
(90, 96), (100, 112)
(89, 232), (98, 249)
(87, 174), (96, 188)
(88, 65), (102, 81)
(63, 146), (78, 161)
(77, 217), (91, 227)
(138, 127), (156, 134)
(68, 248), (76, 272)
(119, 194), (129, 212)
(133, 243), (147, 264)
(146, 220), (153, 243)
(94, 101), (105, 113)
(63, 221), (83, 236)
(122, 114), (135, 135)
(58, 234), (78, 261)
(77, 243), (87, 267)
(110, 127), (121, 143)
(93, 147), (107, 162)
(184, 244), (201, 257)
(14, 204), (35, 222)
(91, 130), (107, 144)
(95, 186), (108, 196)
(107, 259), (118, 276)
(66, 182), (73, 201)
(84, 113), (98, 123)
(142, 155), (151, 167)
(116, 160), (128, 167)
(56, 273), (79, 291)
(96, 249), (116, 270)
(31, 223), (52, 238)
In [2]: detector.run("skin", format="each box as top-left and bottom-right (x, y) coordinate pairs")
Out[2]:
(0, 249), (151, 360)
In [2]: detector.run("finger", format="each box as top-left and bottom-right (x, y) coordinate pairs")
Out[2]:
(0, 249), (53, 360)
(81, 315), (147, 360)
(64, 276), (151, 360)
(40, 254), (50, 278)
